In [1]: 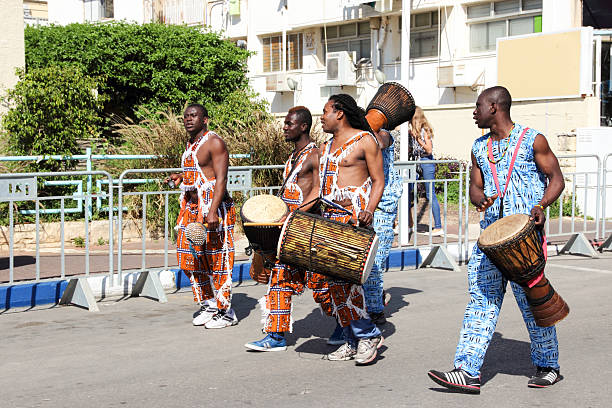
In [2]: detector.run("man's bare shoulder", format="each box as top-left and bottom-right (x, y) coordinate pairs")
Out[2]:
(202, 132), (228, 152)
(359, 131), (379, 151)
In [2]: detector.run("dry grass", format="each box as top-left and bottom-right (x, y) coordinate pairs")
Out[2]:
(112, 109), (185, 171)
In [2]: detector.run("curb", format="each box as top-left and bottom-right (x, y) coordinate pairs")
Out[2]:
(0, 247), (421, 311)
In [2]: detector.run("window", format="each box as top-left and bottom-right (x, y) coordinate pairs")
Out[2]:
(102, 0), (114, 19)
(321, 21), (371, 61)
(467, 0), (542, 53)
(286, 33), (303, 71)
(410, 11), (439, 59)
(262, 33), (303, 73)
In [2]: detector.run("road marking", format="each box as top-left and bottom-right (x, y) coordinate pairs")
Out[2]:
(547, 263), (612, 274)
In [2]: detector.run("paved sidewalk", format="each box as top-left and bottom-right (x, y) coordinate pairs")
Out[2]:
(1, 253), (611, 407)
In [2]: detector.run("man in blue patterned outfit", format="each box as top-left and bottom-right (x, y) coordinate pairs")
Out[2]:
(363, 129), (402, 324)
(428, 86), (565, 394)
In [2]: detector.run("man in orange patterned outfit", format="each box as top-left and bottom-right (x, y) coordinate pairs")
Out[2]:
(244, 106), (320, 351)
(301, 94), (385, 365)
(168, 104), (237, 329)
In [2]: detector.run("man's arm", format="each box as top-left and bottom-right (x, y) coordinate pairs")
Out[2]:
(360, 136), (384, 226)
(531, 134), (565, 227)
(375, 129), (392, 150)
(298, 146), (322, 213)
(196, 136), (229, 230)
(470, 151), (498, 212)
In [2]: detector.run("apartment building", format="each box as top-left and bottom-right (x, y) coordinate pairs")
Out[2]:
(23, 0), (49, 25)
(45, 0), (612, 159)
(0, 0), (25, 114)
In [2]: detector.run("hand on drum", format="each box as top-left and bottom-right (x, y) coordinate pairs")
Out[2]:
(530, 205), (546, 228)
(358, 209), (374, 227)
(476, 193), (499, 212)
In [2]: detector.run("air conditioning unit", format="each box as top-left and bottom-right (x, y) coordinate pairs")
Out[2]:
(266, 73), (293, 92)
(326, 51), (357, 86)
(438, 64), (470, 88)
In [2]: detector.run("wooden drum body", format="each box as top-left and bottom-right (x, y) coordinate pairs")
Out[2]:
(477, 214), (569, 327)
(240, 194), (288, 284)
(277, 211), (379, 285)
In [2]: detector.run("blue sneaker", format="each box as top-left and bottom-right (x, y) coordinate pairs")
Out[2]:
(244, 334), (287, 352)
(327, 324), (345, 346)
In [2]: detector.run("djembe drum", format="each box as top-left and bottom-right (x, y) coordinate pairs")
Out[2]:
(277, 211), (379, 285)
(365, 82), (416, 133)
(477, 214), (569, 327)
(240, 194), (288, 284)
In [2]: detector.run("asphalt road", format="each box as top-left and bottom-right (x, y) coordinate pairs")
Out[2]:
(1, 253), (611, 407)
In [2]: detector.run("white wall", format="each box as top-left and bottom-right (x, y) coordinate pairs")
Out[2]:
(0, 0), (25, 114)
(115, 0), (145, 24)
(542, 0), (581, 32)
(48, 0), (85, 24)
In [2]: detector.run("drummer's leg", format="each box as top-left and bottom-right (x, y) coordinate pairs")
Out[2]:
(203, 204), (237, 328)
(262, 264), (306, 333)
(245, 264), (305, 351)
(363, 210), (395, 317)
(510, 281), (560, 370)
(453, 250), (507, 376)
(326, 282), (383, 364)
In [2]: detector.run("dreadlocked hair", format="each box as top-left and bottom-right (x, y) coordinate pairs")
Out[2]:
(329, 94), (374, 135)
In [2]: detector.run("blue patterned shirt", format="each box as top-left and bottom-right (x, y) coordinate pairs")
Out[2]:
(377, 134), (403, 214)
(472, 123), (547, 229)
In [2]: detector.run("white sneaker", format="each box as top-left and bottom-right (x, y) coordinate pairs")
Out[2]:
(326, 343), (357, 361)
(192, 306), (217, 326)
(204, 309), (238, 329)
(431, 228), (444, 236)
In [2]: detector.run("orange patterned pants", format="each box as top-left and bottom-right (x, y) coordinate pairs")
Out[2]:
(176, 201), (235, 310)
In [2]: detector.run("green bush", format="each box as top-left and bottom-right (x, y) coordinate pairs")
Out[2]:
(548, 195), (581, 218)
(1, 66), (106, 171)
(24, 22), (251, 122)
(434, 157), (467, 204)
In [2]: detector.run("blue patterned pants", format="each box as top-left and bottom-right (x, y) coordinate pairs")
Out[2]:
(363, 209), (396, 314)
(454, 247), (559, 376)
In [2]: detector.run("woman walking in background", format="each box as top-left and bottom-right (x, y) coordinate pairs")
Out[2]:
(409, 107), (443, 236)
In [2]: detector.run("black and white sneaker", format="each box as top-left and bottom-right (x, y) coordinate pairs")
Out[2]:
(528, 367), (561, 388)
(428, 368), (481, 394)
(204, 309), (238, 329)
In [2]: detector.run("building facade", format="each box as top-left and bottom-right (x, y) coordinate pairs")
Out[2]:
(45, 0), (611, 160)
(0, 0), (25, 114)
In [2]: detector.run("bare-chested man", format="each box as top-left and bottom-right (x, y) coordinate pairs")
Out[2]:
(169, 104), (237, 329)
(244, 106), (320, 351)
(300, 94), (385, 365)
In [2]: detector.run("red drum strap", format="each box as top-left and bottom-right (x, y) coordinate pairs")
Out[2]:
(487, 127), (529, 199)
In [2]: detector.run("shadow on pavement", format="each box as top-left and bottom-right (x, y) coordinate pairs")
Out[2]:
(385, 286), (422, 318)
(232, 292), (259, 322)
(291, 285), (421, 356)
(480, 331), (532, 385)
(0, 255), (36, 269)
(427, 332), (532, 393)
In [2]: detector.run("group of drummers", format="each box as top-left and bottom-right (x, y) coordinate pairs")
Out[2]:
(168, 84), (568, 394)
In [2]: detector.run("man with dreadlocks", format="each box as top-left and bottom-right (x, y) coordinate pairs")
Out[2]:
(300, 94), (385, 365)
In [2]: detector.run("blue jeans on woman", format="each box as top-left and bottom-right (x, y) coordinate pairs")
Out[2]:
(419, 155), (442, 230)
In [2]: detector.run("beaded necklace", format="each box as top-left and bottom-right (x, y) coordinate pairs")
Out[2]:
(486, 124), (515, 164)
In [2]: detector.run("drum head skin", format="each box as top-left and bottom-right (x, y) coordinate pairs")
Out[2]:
(478, 213), (531, 247)
(241, 194), (288, 223)
(361, 234), (379, 284)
